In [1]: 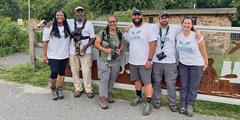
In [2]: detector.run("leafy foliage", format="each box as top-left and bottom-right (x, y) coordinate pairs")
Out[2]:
(89, 0), (154, 14)
(0, 0), (21, 20)
(62, 0), (94, 19)
(0, 17), (28, 57)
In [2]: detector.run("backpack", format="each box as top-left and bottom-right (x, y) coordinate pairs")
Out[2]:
(99, 27), (123, 57)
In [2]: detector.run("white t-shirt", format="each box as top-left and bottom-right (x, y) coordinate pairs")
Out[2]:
(176, 31), (204, 66)
(152, 24), (182, 63)
(124, 24), (157, 65)
(67, 19), (96, 54)
(42, 26), (70, 59)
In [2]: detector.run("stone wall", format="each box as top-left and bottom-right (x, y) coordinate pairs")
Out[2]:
(143, 15), (232, 54)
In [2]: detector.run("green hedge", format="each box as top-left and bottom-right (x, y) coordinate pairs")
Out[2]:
(0, 17), (28, 57)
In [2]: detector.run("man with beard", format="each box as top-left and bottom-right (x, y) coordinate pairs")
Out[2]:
(124, 8), (157, 116)
(68, 6), (96, 98)
(152, 12), (202, 112)
(151, 13), (181, 112)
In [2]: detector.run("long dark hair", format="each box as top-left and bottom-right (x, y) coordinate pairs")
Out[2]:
(182, 16), (195, 31)
(50, 10), (71, 38)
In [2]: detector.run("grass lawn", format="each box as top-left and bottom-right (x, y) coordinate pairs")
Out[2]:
(210, 47), (240, 76)
(0, 61), (239, 119)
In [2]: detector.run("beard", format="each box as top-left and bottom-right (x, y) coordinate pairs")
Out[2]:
(132, 18), (143, 26)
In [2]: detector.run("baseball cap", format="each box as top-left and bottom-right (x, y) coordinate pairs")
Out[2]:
(75, 6), (84, 11)
(159, 11), (169, 18)
(132, 7), (142, 15)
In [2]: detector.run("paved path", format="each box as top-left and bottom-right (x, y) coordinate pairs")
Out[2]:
(0, 53), (30, 69)
(0, 79), (233, 120)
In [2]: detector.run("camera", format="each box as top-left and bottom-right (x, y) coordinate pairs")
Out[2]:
(156, 52), (166, 61)
(71, 28), (83, 41)
(111, 48), (118, 60)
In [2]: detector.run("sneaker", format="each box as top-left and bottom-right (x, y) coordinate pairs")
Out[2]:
(179, 106), (186, 114)
(129, 96), (142, 106)
(143, 102), (152, 116)
(186, 105), (194, 117)
(169, 104), (178, 112)
(73, 91), (81, 98)
(50, 87), (58, 100)
(99, 98), (109, 109)
(153, 101), (160, 109)
(86, 92), (94, 98)
(57, 86), (64, 99)
(108, 92), (115, 103)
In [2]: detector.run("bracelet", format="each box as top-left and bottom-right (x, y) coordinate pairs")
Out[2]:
(148, 58), (152, 61)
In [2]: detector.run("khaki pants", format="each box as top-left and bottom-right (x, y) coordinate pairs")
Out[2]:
(69, 54), (93, 93)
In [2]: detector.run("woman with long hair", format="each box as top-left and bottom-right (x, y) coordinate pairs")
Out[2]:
(42, 10), (71, 100)
(95, 16), (125, 109)
(176, 16), (208, 117)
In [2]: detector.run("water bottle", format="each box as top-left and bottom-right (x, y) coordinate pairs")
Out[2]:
(107, 54), (111, 60)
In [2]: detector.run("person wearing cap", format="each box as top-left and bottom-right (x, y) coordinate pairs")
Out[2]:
(124, 8), (157, 116)
(68, 6), (96, 98)
(151, 12), (202, 112)
(151, 12), (182, 112)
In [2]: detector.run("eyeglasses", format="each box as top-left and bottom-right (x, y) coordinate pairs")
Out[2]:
(108, 20), (117, 23)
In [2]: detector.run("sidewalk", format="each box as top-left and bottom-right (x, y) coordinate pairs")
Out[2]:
(0, 79), (233, 120)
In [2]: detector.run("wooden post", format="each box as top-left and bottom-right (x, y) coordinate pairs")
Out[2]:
(28, 20), (36, 71)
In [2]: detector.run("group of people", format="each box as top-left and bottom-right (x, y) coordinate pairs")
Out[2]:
(42, 6), (208, 117)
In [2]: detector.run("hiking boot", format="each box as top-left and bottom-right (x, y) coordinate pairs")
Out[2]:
(143, 102), (152, 116)
(86, 92), (94, 98)
(129, 96), (142, 106)
(169, 104), (178, 112)
(153, 101), (160, 109)
(50, 87), (58, 100)
(186, 105), (194, 117)
(73, 91), (81, 98)
(179, 106), (187, 114)
(57, 86), (64, 99)
(99, 98), (109, 109)
(108, 92), (115, 103)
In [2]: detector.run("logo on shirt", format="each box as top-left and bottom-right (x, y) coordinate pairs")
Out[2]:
(177, 41), (193, 53)
(130, 30), (141, 40)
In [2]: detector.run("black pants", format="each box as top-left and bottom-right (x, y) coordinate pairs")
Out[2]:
(48, 58), (69, 79)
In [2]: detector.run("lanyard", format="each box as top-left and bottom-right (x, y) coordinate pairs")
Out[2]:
(159, 25), (169, 49)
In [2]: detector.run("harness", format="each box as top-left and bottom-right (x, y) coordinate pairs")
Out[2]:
(99, 27), (122, 57)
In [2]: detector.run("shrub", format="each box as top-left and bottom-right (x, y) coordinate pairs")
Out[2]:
(0, 17), (28, 57)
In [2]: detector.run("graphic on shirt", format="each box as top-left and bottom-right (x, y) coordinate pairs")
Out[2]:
(60, 29), (65, 38)
(157, 36), (170, 42)
(130, 30), (141, 40)
(177, 41), (193, 53)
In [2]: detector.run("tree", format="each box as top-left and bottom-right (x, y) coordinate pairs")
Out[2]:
(63, 0), (94, 19)
(89, 0), (154, 14)
(196, 0), (232, 8)
(231, 0), (240, 26)
(0, 0), (21, 20)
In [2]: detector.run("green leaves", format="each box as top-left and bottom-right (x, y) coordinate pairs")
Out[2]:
(0, 17), (28, 57)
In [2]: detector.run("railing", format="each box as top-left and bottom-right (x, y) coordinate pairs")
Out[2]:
(28, 20), (240, 105)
